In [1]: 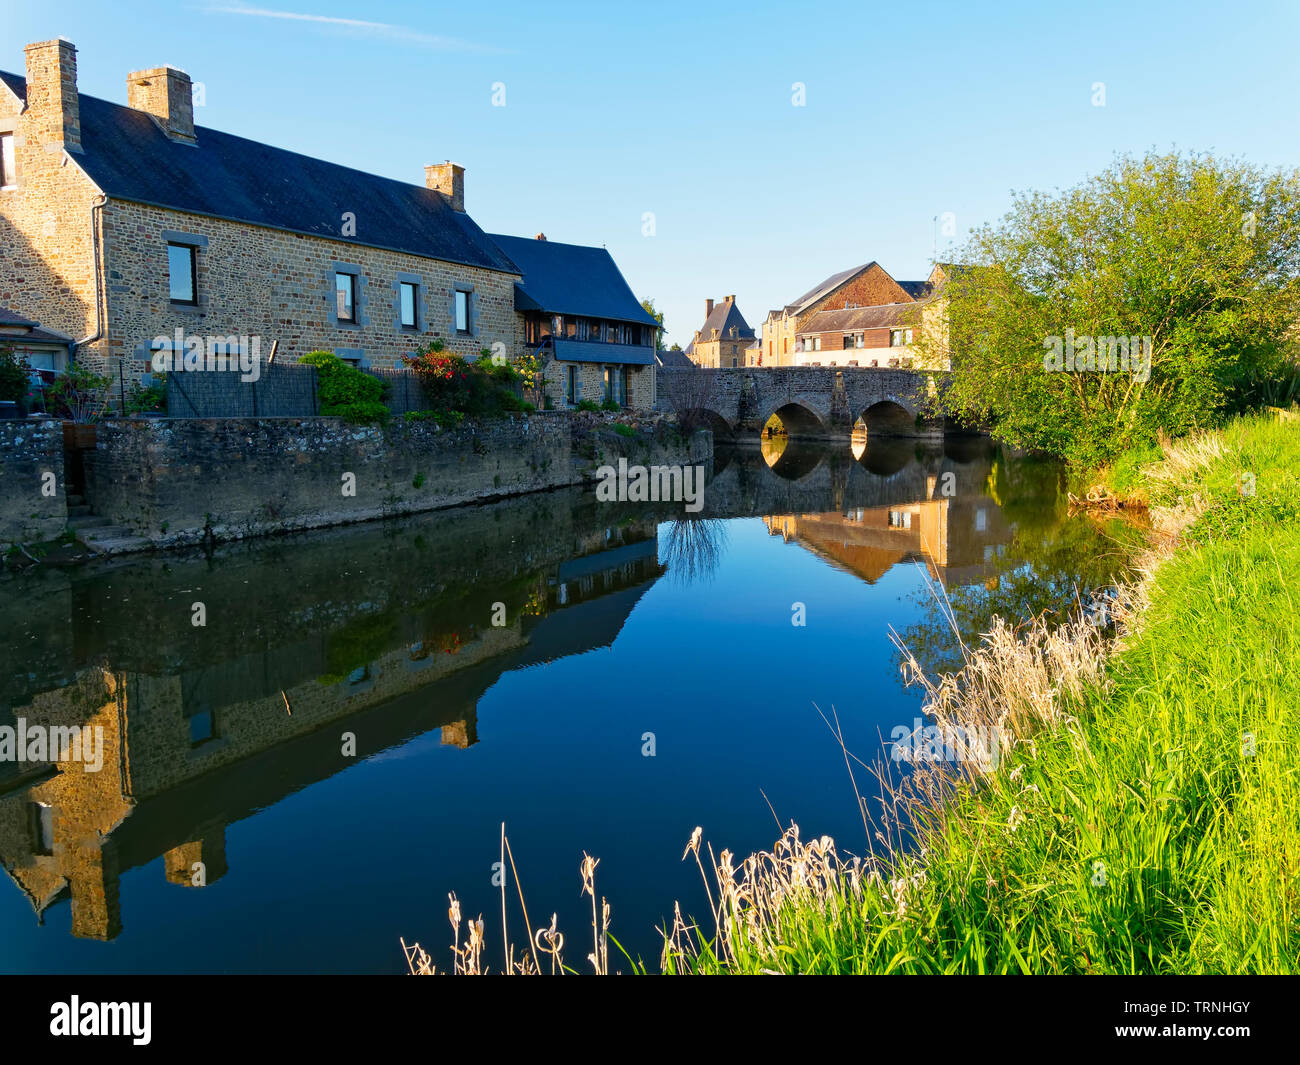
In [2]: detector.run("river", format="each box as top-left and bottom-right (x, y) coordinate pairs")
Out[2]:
(0, 436), (1135, 973)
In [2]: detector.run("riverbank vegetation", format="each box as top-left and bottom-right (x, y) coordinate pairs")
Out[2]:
(661, 413), (1298, 973)
(926, 150), (1300, 465)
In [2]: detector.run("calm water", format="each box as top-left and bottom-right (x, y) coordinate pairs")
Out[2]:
(0, 437), (1132, 973)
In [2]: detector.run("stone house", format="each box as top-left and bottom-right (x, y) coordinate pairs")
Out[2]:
(689, 295), (756, 368)
(760, 261), (948, 368)
(488, 232), (661, 410)
(0, 39), (659, 408)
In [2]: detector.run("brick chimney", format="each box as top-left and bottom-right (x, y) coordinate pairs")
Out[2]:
(127, 66), (197, 144)
(23, 39), (82, 153)
(425, 161), (465, 211)
(705, 298), (714, 318)
(727, 294), (735, 303)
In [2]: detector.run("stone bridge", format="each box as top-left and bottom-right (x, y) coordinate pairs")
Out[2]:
(656, 366), (946, 440)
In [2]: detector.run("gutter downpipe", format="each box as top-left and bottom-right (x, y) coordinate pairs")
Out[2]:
(74, 193), (109, 356)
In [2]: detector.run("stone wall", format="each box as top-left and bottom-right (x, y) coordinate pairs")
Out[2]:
(657, 366), (942, 437)
(538, 360), (656, 411)
(0, 418), (65, 549)
(83, 411), (709, 547)
(101, 200), (524, 386)
(0, 48), (105, 366)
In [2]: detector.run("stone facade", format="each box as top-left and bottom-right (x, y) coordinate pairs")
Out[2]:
(0, 43), (103, 362)
(760, 263), (941, 367)
(539, 359), (655, 412)
(100, 199), (522, 382)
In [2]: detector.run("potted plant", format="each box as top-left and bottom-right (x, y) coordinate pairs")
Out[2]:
(47, 361), (112, 448)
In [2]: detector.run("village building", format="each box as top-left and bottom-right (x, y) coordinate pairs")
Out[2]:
(689, 295), (756, 368)
(760, 262), (949, 368)
(0, 39), (658, 408)
(488, 232), (660, 410)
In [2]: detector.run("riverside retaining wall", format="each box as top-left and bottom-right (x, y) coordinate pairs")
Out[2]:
(0, 419), (65, 551)
(82, 412), (711, 548)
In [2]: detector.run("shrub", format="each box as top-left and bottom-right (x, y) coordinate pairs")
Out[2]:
(300, 351), (389, 425)
(576, 399), (601, 412)
(0, 346), (29, 404)
(403, 340), (529, 418)
(46, 361), (111, 422)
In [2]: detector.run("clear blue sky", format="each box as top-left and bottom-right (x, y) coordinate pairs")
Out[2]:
(4, 0), (1298, 346)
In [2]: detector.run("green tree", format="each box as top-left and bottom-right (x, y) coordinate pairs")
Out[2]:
(640, 298), (665, 350)
(925, 151), (1300, 463)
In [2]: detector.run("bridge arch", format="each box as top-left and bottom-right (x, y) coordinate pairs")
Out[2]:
(856, 399), (916, 437)
(763, 400), (827, 440)
(680, 407), (734, 441)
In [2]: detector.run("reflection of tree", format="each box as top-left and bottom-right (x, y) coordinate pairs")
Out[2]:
(898, 454), (1143, 677)
(662, 517), (729, 584)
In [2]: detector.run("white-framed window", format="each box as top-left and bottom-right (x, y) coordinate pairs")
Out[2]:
(169, 242), (198, 304)
(399, 281), (418, 329)
(0, 132), (16, 188)
(454, 290), (470, 334)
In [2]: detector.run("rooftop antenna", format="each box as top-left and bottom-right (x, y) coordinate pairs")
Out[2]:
(932, 215), (938, 264)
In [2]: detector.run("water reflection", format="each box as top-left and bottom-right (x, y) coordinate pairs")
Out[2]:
(0, 437), (1133, 963)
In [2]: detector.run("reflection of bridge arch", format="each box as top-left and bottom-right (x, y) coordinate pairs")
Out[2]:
(762, 437), (827, 481)
(764, 401), (827, 440)
(855, 436), (915, 477)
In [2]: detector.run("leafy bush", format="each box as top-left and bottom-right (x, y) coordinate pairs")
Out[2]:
(46, 361), (111, 422)
(300, 350), (389, 425)
(0, 346), (29, 404)
(576, 399), (601, 412)
(126, 378), (167, 415)
(403, 340), (528, 418)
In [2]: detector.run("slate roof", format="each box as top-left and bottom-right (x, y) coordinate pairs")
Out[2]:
(654, 347), (694, 368)
(549, 339), (654, 366)
(696, 299), (755, 341)
(797, 303), (921, 334)
(0, 70), (518, 275)
(0, 305), (73, 345)
(897, 280), (933, 299)
(487, 234), (660, 327)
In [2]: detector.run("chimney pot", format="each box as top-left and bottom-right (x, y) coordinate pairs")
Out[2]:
(23, 39), (82, 153)
(425, 162), (465, 212)
(535, 232), (546, 241)
(127, 66), (196, 144)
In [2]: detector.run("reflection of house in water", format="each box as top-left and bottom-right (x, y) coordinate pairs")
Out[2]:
(0, 529), (663, 941)
(764, 491), (1012, 589)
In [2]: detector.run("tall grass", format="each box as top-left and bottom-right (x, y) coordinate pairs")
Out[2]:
(404, 415), (1300, 974)
(662, 414), (1300, 974)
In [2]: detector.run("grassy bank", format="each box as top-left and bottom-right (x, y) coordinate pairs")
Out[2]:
(663, 413), (1299, 974)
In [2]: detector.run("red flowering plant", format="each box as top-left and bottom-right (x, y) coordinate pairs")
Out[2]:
(403, 339), (535, 417)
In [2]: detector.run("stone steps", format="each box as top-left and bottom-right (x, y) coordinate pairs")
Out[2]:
(82, 534), (153, 555)
(67, 514), (109, 530)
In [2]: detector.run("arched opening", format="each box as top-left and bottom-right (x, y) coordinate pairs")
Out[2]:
(858, 400), (915, 437)
(762, 402), (826, 441)
(680, 408), (733, 442)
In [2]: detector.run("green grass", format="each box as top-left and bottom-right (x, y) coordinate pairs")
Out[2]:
(673, 414), (1300, 974)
